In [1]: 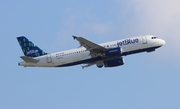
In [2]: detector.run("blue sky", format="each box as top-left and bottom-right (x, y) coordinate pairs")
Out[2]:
(1, 0), (180, 109)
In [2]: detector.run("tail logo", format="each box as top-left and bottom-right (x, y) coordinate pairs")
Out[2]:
(26, 50), (39, 55)
(17, 36), (47, 58)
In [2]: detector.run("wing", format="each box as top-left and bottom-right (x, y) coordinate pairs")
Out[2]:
(81, 63), (95, 69)
(73, 36), (107, 57)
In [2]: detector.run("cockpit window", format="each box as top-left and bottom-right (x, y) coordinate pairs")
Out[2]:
(152, 37), (158, 39)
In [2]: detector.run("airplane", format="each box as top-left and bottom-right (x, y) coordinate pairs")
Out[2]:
(17, 35), (165, 68)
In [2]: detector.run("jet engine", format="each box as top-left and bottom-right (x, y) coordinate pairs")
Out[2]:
(104, 47), (122, 57)
(104, 57), (124, 67)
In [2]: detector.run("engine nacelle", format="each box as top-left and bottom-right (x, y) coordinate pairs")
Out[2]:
(104, 57), (124, 67)
(104, 47), (122, 57)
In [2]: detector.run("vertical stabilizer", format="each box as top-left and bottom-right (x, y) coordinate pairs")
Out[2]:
(17, 36), (47, 58)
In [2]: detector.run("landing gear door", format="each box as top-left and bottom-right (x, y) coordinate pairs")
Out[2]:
(142, 36), (147, 44)
(47, 54), (52, 63)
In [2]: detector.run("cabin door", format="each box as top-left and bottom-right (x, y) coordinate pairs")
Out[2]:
(142, 36), (147, 44)
(47, 54), (52, 63)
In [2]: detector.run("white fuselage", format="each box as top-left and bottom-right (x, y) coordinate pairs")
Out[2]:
(18, 35), (165, 67)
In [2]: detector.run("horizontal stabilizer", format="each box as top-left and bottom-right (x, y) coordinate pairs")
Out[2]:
(20, 56), (39, 63)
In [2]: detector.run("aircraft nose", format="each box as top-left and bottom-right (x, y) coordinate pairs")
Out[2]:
(159, 39), (166, 46)
(161, 39), (166, 45)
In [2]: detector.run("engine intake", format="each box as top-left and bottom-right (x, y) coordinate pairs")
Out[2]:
(96, 61), (104, 68)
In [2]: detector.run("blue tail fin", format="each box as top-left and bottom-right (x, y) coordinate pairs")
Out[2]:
(17, 36), (47, 58)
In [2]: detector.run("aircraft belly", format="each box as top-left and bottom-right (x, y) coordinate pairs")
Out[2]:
(54, 54), (84, 66)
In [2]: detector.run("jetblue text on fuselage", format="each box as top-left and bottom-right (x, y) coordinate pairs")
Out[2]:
(118, 38), (139, 46)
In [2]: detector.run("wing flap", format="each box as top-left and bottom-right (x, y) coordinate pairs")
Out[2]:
(82, 63), (95, 69)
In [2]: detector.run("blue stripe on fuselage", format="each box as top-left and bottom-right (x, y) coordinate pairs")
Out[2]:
(122, 46), (161, 56)
(56, 56), (104, 67)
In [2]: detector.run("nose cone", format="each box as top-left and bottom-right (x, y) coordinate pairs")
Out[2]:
(160, 39), (166, 46)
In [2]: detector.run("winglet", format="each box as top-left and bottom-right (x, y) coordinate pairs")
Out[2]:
(72, 36), (77, 39)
